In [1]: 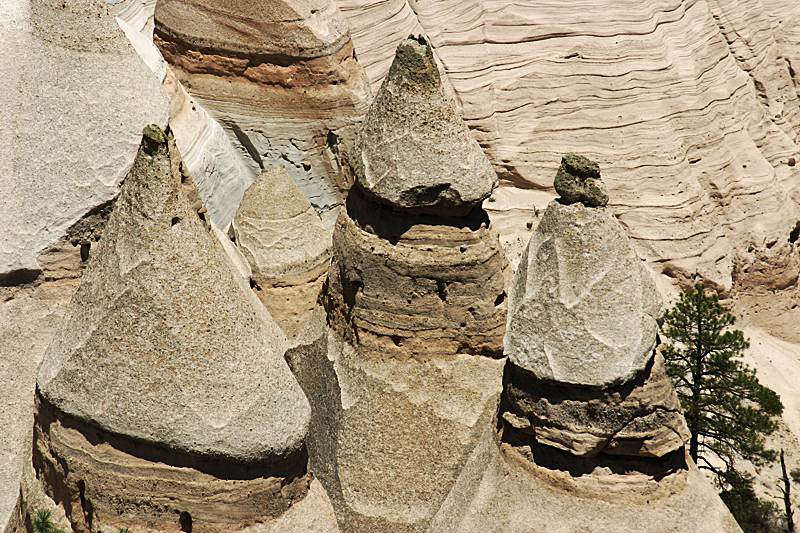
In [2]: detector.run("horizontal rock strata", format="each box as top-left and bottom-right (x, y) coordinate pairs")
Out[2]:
(501, 348), (690, 470)
(233, 168), (332, 338)
(326, 187), (507, 357)
(32, 126), (316, 532)
(335, 0), (800, 294)
(154, 0), (372, 226)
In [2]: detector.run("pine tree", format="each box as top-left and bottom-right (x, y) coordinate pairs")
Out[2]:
(663, 284), (784, 531)
(662, 284), (783, 482)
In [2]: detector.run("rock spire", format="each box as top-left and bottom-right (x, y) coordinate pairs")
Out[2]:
(33, 125), (321, 533)
(351, 36), (498, 215)
(501, 155), (688, 468)
(233, 167), (332, 338)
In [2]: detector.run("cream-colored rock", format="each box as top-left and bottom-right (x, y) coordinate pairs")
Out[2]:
(233, 168), (332, 338)
(286, 307), (505, 533)
(352, 37), (497, 214)
(4, 0), (168, 282)
(155, 0), (372, 227)
(33, 126), (318, 532)
(234, 168), (332, 282)
(427, 424), (742, 533)
(506, 200), (662, 388)
(335, 0), (800, 294)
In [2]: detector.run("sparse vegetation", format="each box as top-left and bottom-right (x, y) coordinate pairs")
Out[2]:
(662, 284), (784, 531)
(32, 509), (65, 533)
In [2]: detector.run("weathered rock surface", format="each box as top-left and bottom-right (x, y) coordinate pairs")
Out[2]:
(503, 349), (690, 461)
(286, 307), (506, 533)
(505, 200), (662, 388)
(427, 423), (742, 533)
(4, 0), (168, 283)
(351, 37), (497, 215)
(31, 125), (322, 532)
(327, 187), (507, 358)
(553, 154), (608, 208)
(154, 0), (372, 227)
(233, 167), (332, 338)
(334, 0), (800, 295)
(38, 125), (309, 461)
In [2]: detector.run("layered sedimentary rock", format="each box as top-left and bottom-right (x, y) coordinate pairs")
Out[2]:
(334, 0), (800, 295)
(4, 0), (168, 283)
(31, 126), (332, 533)
(502, 158), (687, 468)
(286, 39), (509, 532)
(233, 168), (332, 338)
(327, 38), (506, 358)
(154, 0), (372, 227)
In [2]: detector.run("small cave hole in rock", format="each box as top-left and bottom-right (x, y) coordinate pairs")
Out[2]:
(171, 217), (181, 226)
(436, 280), (447, 301)
(390, 335), (402, 346)
(80, 241), (90, 262)
(179, 511), (192, 532)
(494, 292), (506, 306)
(789, 221), (800, 243)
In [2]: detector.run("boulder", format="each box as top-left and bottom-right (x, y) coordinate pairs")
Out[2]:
(351, 37), (497, 215)
(505, 199), (662, 388)
(553, 154), (608, 207)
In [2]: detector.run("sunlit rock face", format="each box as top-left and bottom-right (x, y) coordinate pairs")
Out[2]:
(327, 38), (506, 359)
(32, 127), (329, 533)
(233, 167), (332, 339)
(334, 0), (800, 295)
(154, 0), (372, 228)
(4, 0), (168, 283)
(501, 157), (687, 473)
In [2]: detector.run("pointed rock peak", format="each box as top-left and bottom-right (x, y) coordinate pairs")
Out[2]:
(351, 36), (497, 215)
(554, 154), (608, 207)
(37, 125), (311, 463)
(233, 167), (331, 281)
(385, 36), (440, 91)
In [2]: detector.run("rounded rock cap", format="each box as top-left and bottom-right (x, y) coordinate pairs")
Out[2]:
(553, 154), (608, 207)
(351, 36), (497, 215)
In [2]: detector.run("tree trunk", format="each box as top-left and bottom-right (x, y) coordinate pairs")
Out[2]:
(782, 449), (794, 532)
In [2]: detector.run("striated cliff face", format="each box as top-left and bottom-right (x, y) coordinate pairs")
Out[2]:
(154, 0), (372, 228)
(334, 0), (800, 296)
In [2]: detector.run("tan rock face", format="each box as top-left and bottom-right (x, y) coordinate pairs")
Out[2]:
(326, 188), (507, 358)
(4, 0), (168, 281)
(335, 0), (800, 293)
(31, 126), (324, 532)
(351, 38), (497, 215)
(154, 0), (372, 226)
(503, 349), (689, 461)
(233, 167), (332, 338)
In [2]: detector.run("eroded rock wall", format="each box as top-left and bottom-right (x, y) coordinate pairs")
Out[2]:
(335, 0), (800, 294)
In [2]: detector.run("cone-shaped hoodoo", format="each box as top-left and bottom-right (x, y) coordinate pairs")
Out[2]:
(500, 154), (688, 472)
(327, 37), (506, 357)
(34, 125), (314, 533)
(351, 36), (497, 216)
(233, 167), (332, 338)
